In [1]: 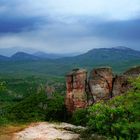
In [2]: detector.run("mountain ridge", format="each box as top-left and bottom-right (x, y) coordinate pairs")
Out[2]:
(0, 47), (80, 58)
(0, 46), (139, 76)
(11, 52), (40, 61)
(0, 55), (9, 61)
(0, 46), (140, 61)
(33, 51), (77, 59)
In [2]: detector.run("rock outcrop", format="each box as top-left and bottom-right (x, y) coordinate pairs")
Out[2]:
(65, 67), (139, 113)
(112, 75), (129, 96)
(124, 66), (140, 77)
(13, 122), (85, 140)
(89, 67), (113, 103)
(65, 69), (87, 113)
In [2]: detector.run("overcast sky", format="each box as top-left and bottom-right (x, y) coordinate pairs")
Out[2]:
(0, 0), (140, 53)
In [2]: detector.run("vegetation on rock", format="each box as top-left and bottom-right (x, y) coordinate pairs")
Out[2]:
(71, 77), (140, 139)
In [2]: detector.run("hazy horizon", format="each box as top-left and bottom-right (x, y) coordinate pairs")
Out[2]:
(0, 0), (140, 54)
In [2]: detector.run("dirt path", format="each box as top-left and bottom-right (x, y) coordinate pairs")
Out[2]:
(12, 122), (85, 140)
(0, 135), (13, 140)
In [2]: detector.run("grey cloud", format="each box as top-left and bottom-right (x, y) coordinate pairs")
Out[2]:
(0, 0), (140, 53)
(0, 16), (46, 33)
(88, 18), (140, 41)
(0, 1), (49, 33)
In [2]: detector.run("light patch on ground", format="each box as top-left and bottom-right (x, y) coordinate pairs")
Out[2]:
(12, 122), (85, 140)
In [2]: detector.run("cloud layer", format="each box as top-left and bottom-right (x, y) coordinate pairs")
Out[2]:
(0, 0), (140, 53)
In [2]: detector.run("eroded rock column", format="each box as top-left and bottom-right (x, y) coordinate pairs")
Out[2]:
(65, 69), (87, 113)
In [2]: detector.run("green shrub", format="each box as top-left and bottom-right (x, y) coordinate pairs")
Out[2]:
(44, 93), (66, 121)
(6, 91), (66, 123)
(87, 77), (140, 139)
(0, 116), (9, 126)
(71, 109), (88, 126)
(0, 81), (6, 91)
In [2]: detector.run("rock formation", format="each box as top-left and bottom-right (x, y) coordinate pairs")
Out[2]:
(65, 69), (87, 113)
(124, 66), (140, 77)
(89, 67), (113, 103)
(65, 67), (139, 113)
(112, 75), (129, 96)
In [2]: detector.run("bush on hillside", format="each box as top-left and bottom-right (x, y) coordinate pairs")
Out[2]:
(87, 77), (140, 139)
(71, 108), (88, 126)
(6, 91), (66, 122)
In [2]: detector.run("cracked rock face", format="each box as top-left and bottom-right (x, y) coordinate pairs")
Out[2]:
(65, 67), (137, 113)
(112, 75), (129, 96)
(89, 68), (113, 102)
(65, 69), (87, 113)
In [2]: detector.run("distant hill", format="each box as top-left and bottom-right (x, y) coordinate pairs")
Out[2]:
(56, 46), (140, 65)
(72, 46), (140, 63)
(0, 47), (79, 58)
(11, 52), (39, 61)
(0, 47), (139, 77)
(53, 46), (140, 74)
(33, 51), (80, 59)
(33, 51), (66, 59)
(10, 46), (139, 62)
(0, 47), (38, 57)
(0, 55), (9, 61)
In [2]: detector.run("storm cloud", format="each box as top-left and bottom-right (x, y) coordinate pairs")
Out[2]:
(0, 0), (140, 53)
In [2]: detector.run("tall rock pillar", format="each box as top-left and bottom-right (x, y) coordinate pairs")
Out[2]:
(65, 69), (87, 113)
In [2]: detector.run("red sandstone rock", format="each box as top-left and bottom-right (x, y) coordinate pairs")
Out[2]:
(65, 69), (87, 113)
(112, 75), (129, 96)
(65, 67), (135, 114)
(89, 67), (113, 102)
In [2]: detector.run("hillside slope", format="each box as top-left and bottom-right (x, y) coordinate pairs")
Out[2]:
(0, 55), (9, 61)
(11, 52), (39, 61)
(0, 47), (139, 77)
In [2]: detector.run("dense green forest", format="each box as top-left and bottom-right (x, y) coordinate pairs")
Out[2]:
(0, 73), (140, 139)
(0, 76), (65, 123)
(0, 58), (140, 77)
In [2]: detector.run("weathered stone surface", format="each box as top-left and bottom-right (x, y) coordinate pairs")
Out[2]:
(13, 122), (85, 140)
(124, 66), (140, 77)
(65, 69), (87, 113)
(88, 67), (113, 102)
(65, 66), (138, 113)
(112, 75), (129, 96)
